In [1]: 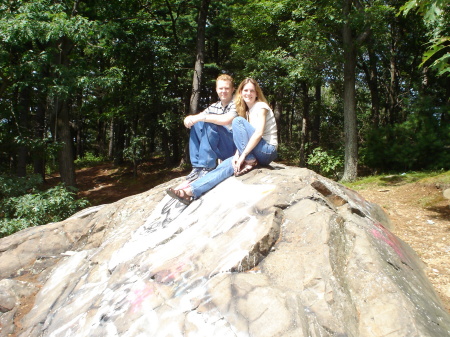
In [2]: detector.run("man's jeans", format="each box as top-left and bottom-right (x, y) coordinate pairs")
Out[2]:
(189, 122), (235, 169)
(190, 117), (277, 199)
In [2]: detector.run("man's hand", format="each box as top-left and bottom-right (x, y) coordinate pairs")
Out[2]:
(184, 114), (206, 128)
(184, 115), (196, 128)
(184, 115), (199, 129)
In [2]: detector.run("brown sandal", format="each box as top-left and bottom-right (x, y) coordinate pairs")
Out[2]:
(166, 187), (193, 205)
(235, 160), (258, 177)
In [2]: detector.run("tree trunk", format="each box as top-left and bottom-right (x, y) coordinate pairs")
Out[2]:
(288, 90), (297, 143)
(56, 99), (76, 186)
(74, 93), (83, 159)
(52, 2), (82, 186)
(33, 100), (46, 181)
(108, 116), (114, 160)
(311, 84), (321, 148)
(55, 36), (76, 186)
(114, 118), (125, 165)
(189, 0), (211, 115)
(75, 122), (82, 159)
(16, 87), (30, 177)
(171, 138), (179, 164)
(362, 40), (381, 127)
(388, 23), (400, 125)
(341, 0), (358, 182)
(95, 118), (106, 157)
(273, 92), (282, 145)
(162, 129), (172, 166)
(299, 82), (310, 167)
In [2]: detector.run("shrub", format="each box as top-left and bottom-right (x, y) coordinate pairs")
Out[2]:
(0, 174), (43, 198)
(277, 142), (300, 164)
(75, 152), (106, 168)
(307, 147), (344, 179)
(0, 177), (90, 238)
(361, 99), (450, 171)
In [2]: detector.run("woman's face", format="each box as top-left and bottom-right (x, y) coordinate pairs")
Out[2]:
(241, 82), (257, 107)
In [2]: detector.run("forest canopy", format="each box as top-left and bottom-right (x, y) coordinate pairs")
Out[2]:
(1, 0), (449, 186)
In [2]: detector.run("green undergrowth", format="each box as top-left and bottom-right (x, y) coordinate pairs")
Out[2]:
(343, 170), (450, 191)
(0, 175), (90, 238)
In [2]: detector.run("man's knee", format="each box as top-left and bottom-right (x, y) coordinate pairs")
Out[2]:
(192, 122), (204, 132)
(204, 122), (219, 131)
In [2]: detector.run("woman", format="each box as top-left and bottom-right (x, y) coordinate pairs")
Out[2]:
(167, 78), (278, 205)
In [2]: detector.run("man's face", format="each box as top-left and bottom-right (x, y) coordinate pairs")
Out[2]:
(216, 80), (233, 103)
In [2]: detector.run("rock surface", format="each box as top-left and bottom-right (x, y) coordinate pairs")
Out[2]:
(444, 188), (450, 200)
(0, 164), (449, 336)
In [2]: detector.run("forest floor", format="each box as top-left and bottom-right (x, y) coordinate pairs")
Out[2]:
(56, 160), (450, 313)
(352, 175), (450, 313)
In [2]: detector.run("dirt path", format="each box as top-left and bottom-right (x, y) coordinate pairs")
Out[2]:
(64, 163), (450, 312)
(357, 182), (450, 312)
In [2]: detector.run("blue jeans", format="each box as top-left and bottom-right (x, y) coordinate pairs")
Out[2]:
(232, 117), (277, 165)
(190, 157), (234, 198)
(190, 117), (277, 199)
(189, 122), (235, 169)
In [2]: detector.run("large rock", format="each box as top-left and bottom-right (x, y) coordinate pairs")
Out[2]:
(0, 164), (449, 336)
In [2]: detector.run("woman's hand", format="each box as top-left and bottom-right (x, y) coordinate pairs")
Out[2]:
(232, 151), (241, 173)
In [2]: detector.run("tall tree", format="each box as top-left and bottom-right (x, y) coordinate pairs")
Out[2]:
(299, 81), (310, 167)
(341, 0), (359, 182)
(361, 38), (381, 127)
(311, 84), (322, 148)
(54, 36), (76, 186)
(341, 0), (370, 182)
(190, 0), (211, 115)
(16, 86), (31, 177)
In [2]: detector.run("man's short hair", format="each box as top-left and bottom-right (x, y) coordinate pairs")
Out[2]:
(216, 74), (234, 88)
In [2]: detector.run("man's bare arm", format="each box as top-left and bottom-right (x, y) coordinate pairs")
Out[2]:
(184, 112), (235, 129)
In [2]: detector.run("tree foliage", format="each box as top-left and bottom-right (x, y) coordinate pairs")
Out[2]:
(400, 0), (450, 76)
(0, 0), (448, 190)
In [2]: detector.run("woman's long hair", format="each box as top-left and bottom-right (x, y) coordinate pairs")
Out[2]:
(234, 78), (269, 118)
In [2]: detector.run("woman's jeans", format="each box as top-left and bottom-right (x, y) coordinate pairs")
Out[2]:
(189, 122), (235, 169)
(232, 117), (277, 165)
(190, 117), (277, 199)
(190, 157), (234, 199)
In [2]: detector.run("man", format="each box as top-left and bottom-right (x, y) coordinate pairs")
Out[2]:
(184, 74), (237, 182)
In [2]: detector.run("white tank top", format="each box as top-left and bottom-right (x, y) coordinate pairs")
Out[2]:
(248, 101), (278, 147)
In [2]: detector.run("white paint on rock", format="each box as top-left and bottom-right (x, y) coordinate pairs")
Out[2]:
(2, 165), (449, 337)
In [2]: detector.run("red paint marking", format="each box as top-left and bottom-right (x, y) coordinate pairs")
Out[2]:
(371, 222), (406, 261)
(131, 284), (154, 312)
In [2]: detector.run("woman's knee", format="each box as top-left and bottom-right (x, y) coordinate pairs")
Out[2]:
(232, 116), (245, 127)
